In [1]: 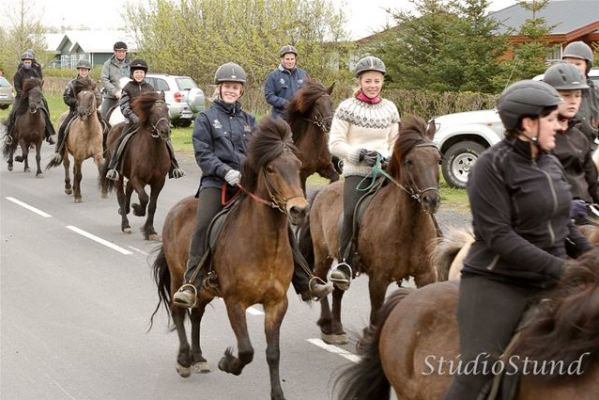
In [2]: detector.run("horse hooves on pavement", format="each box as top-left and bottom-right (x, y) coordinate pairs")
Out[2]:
(65, 188), (72, 195)
(192, 361), (210, 374)
(35, 172), (43, 178)
(146, 233), (161, 241)
(24, 167), (31, 173)
(74, 197), (82, 203)
(122, 227), (132, 234)
(176, 363), (191, 378)
(321, 332), (349, 345)
(7, 163), (13, 171)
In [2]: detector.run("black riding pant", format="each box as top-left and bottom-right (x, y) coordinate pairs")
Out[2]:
(184, 188), (224, 286)
(444, 275), (543, 400)
(340, 175), (364, 261)
(56, 109), (77, 150)
(107, 123), (136, 171)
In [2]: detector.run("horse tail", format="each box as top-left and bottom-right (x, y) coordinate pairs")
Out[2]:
(333, 288), (414, 400)
(431, 227), (473, 281)
(45, 148), (65, 170)
(148, 245), (172, 332)
(2, 120), (18, 159)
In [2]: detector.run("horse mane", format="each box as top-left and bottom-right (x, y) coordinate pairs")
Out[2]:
(387, 116), (431, 179)
(132, 91), (163, 122)
(241, 117), (295, 192)
(73, 76), (96, 96)
(22, 77), (43, 94)
(286, 79), (328, 141)
(514, 248), (599, 379)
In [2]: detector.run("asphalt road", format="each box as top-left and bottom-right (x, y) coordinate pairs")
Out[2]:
(1, 144), (471, 400)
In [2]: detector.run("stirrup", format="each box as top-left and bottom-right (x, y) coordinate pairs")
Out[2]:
(328, 261), (352, 291)
(170, 167), (185, 179)
(106, 168), (120, 181)
(173, 283), (198, 308)
(5, 135), (13, 145)
(307, 276), (333, 300)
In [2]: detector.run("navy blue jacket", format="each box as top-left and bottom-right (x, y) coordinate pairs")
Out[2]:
(264, 65), (308, 118)
(192, 100), (256, 190)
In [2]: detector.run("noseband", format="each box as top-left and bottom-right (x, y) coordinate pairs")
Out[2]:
(304, 94), (332, 132)
(402, 143), (441, 203)
(150, 101), (170, 139)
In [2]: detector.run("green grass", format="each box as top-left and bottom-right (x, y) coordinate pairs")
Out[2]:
(2, 94), (470, 211)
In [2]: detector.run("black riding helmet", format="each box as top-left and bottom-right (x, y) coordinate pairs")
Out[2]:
(130, 59), (148, 77)
(113, 41), (128, 51)
(76, 59), (92, 70)
(214, 62), (246, 84)
(562, 41), (594, 73)
(543, 63), (589, 91)
(497, 80), (562, 130)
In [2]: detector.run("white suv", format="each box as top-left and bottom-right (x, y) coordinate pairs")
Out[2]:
(433, 68), (599, 188)
(145, 73), (205, 127)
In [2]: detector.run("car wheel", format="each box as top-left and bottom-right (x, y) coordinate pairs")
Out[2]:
(175, 119), (192, 128)
(442, 141), (486, 189)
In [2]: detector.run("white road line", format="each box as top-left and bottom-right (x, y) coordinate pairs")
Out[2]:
(5, 196), (52, 218)
(306, 338), (361, 363)
(66, 225), (133, 255)
(247, 306), (264, 316)
(127, 245), (150, 256)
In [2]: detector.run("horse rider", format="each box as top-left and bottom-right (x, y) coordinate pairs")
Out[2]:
(5, 50), (56, 146)
(105, 59), (184, 181)
(16, 48), (43, 78)
(562, 41), (599, 147)
(51, 60), (107, 163)
(327, 55), (401, 289)
(264, 45), (309, 119)
(173, 62), (332, 308)
(543, 62), (599, 226)
(100, 41), (130, 118)
(444, 80), (594, 400)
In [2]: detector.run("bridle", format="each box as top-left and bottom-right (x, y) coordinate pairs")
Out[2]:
(304, 94), (332, 132)
(149, 100), (170, 140)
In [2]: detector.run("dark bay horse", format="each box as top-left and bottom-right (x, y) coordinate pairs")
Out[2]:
(334, 248), (599, 400)
(301, 117), (442, 344)
(47, 78), (104, 202)
(3, 78), (46, 176)
(285, 79), (338, 191)
(101, 92), (170, 240)
(150, 117), (308, 400)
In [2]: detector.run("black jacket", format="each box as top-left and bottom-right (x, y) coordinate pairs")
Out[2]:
(192, 99), (256, 190)
(463, 138), (593, 287)
(119, 80), (155, 123)
(13, 66), (42, 98)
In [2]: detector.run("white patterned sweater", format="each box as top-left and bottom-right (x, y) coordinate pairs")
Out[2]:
(328, 97), (400, 177)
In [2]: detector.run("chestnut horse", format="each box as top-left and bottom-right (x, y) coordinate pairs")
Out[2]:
(334, 248), (599, 400)
(285, 79), (338, 190)
(100, 92), (170, 240)
(47, 78), (104, 202)
(150, 118), (308, 400)
(300, 117), (442, 344)
(3, 78), (46, 176)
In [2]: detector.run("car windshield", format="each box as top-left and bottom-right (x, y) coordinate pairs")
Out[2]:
(176, 77), (197, 90)
(0, 77), (10, 87)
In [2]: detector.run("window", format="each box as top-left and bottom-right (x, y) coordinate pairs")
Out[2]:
(153, 78), (170, 91)
(175, 77), (197, 90)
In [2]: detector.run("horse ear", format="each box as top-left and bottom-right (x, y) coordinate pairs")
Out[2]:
(426, 119), (436, 140)
(327, 82), (335, 94)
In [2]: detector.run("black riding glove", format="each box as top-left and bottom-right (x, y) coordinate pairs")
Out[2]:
(358, 149), (382, 167)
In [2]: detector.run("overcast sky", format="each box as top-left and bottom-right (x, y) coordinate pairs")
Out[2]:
(0, 0), (518, 40)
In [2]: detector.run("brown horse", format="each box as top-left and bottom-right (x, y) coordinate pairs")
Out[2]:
(3, 78), (46, 176)
(334, 248), (599, 400)
(47, 78), (104, 202)
(101, 92), (170, 240)
(300, 117), (442, 344)
(285, 79), (338, 190)
(150, 117), (308, 400)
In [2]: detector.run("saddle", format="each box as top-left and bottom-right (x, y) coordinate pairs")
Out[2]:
(111, 124), (139, 175)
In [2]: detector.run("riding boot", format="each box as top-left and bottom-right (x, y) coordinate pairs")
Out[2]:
(52, 110), (77, 163)
(98, 111), (109, 150)
(41, 99), (56, 144)
(4, 108), (18, 145)
(105, 125), (133, 181)
(288, 227), (333, 301)
(330, 175), (363, 290)
(165, 139), (185, 179)
(173, 188), (223, 308)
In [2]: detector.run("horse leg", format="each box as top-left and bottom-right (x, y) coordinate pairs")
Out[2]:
(190, 302), (210, 374)
(73, 159), (83, 203)
(7, 146), (13, 171)
(328, 287), (348, 344)
(264, 299), (289, 400)
(414, 268), (437, 288)
(116, 180), (131, 233)
(35, 142), (42, 177)
(131, 180), (148, 217)
(63, 155), (72, 195)
(94, 153), (107, 198)
(21, 142), (30, 173)
(218, 302), (254, 376)
(142, 179), (165, 240)
(172, 304), (193, 377)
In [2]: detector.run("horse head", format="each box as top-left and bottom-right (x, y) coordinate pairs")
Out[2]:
(286, 79), (334, 136)
(23, 78), (44, 114)
(387, 116), (441, 214)
(132, 92), (170, 141)
(74, 77), (97, 119)
(241, 117), (309, 225)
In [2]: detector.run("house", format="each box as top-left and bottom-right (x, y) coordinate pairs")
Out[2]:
(43, 30), (138, 68)
(490, 0), (599, 61)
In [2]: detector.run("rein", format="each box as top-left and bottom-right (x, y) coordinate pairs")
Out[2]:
(235, 168), (304, 214)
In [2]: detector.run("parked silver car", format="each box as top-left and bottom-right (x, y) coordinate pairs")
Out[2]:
(0, 77), (14, 110)
(145, 73), (205, 127)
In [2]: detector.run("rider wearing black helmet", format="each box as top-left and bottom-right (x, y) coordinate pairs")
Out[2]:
(562, 41), (599, 145)
(51, 59), (105, 163)
(172, 62), (332, 308)
(444, 80), (593, 400)
(5, 50), (56, 146)
(544, 62), (599, 224)
(105, 59), (184, 181)
(100, 41), (130, 118)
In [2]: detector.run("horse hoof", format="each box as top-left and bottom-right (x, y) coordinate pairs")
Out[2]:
(15, 155), (23, 162)
(321, 332), (349, 345)
(192, 361), (210, 374)
(176, 363), (191, 378)
(24, 167), (31, 173)
(35, 173), (43, 178)
(122, 227), (132, 234)
(101, 192), (108, 199)
(74, 197), (82, 203)
(65, 189), (72, 195)
(7, 164), (13, 171)
(147, 233), (161, 241)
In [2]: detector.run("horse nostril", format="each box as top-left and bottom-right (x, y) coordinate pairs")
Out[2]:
(289, 206), (307, 221)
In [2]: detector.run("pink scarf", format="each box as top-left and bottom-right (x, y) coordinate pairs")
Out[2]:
(355, 90), (382, 104)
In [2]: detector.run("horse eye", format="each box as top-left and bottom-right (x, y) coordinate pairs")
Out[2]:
(266, 165), (276, 173)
